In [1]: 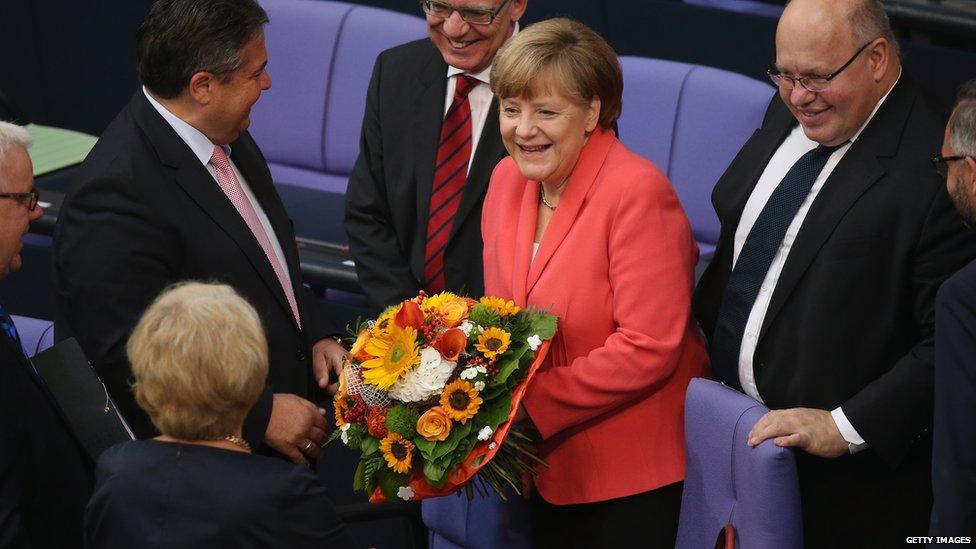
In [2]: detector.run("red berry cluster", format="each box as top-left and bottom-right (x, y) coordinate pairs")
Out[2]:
(345, 400), (368, 424)
(466, 355), (499, 377)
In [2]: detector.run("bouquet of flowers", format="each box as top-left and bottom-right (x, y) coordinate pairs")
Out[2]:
(330, 292), (557, 503)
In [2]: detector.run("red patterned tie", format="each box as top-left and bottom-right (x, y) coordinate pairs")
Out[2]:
(210, 146), (301, 328)
(424, 74), (477, 294)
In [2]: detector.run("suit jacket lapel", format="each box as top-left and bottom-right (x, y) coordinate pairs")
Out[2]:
(451, 97), (506, 240)
(511, 179), (540, 306)
(758, 80), (914, 341)
(131, 93), (298, 330)
(413, 49), (449, 248)
(527, 129), (615, 293)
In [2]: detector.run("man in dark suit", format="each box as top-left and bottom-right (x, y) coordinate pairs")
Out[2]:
(344, 0), (527, 310)
(693, 0), (976, 545)
(931, 81), (976, 541)
(54, 0), (345, 466)
(0, 122), (92, 548)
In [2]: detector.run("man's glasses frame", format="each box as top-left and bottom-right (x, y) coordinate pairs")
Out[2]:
(420, 0), (511, 25)
(767, 40), (875, 93)
(0, 190), (40, 212)
(931, 154), (970, 179)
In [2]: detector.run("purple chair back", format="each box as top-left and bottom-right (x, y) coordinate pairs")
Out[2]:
(676, 378), (802, 549)
(11, 314), (55, 357)
(619, 57), (773, 256)
(251, 0), (427, 194)
(684, 0), (785, 18)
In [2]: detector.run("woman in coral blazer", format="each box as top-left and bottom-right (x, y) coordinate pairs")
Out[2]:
(483, 19), (709, 548)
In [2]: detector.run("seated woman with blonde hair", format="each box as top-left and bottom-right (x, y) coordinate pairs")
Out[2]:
(482, 18), (709, 547)
(84, 282), (355, 548)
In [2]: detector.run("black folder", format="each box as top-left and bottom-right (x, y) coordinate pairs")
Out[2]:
(32, 338), (134, 461)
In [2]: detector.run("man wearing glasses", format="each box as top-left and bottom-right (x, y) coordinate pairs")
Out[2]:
(0, 121), (93, 548)
(344, 1), (530, 547)
(931, 81), (976, 542)
(344, 0), (526, 310)
(693, 0), (976, 545)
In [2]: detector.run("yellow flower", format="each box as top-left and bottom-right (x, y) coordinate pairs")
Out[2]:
(333, 394), (349, 428)
(479, 296), (521, 316)
(371, 305), (399, 336)
(416, 406), (453, 442)
(360, 323), (421, 389)
(424, 292), (470, 327)
(476, 327), (511, 358)
(440, 380), (483, 424)
(380, 433), (415, 474)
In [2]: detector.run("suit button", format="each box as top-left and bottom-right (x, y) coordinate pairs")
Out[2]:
(296, 349), (306, 362)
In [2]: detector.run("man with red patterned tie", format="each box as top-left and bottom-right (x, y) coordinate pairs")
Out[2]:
(54, 0), (346, 466)
(345, 0), (527, 310)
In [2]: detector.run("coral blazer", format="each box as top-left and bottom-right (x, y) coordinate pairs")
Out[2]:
(482, 129), (709, 504)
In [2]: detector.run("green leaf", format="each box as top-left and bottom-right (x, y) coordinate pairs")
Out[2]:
(359, 435), (380, 455)
(362, 454), (384, 494)
(423, 454), (452, 486)
(527, 311), (558, 340)
(376, 467), (411, 501)
(413, 437), (437, 461)
(475, 392), (512, 430)
(430, 420), (473, 460)
(492, 344), (528, 385)
(352, 459), (365, 491)
(469, 304), (501, 327)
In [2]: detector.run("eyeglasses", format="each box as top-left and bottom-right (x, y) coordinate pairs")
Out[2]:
(768, 41), (874, 93)
(420, 0), (511, 25)
(931, 154), (969, 179)
(0, 189), (40, 211)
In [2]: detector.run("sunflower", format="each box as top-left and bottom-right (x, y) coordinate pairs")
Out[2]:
(360, 323), (421, 389)
(380, 432), (415, 473)
(479, 296), (521, 317)
(333, 394), (349, 428)
(422, 291), (460, 312)
(371, 305), (399, 336)
(440, 379), (483, 423)
(476, 327), (511, 359)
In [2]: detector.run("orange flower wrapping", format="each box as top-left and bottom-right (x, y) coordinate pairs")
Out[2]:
(416, 406), (452, 442)
(432, 328), (467, 362)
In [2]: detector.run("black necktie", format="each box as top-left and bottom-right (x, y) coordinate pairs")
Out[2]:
(710, 144), (841, 391)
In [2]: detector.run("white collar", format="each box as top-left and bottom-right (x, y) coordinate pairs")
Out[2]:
(142, 86), (230, 166)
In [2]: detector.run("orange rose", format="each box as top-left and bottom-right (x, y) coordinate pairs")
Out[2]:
(416, 406), (452, 442)
(433, 328), (467, 362)
(437, 298), (469, 327)
(350, 329), (372, 362)
(395, 299), (425, 329)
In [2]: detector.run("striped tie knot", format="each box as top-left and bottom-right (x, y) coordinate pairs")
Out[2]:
(454, 74), (477, 99)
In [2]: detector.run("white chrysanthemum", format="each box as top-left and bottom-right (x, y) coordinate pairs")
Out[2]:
(527, 334), (543, 351)
(477, 426), (493, 441)
(397, 486), (415, 501)
(388, 346), (456, 402)
(459, 320), (475, 336)
(460, 367), (478, 380)
(340, 423), (351, 444)
(474, 381), (485, 392)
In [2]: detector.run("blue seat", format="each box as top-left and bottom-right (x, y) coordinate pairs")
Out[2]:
(11, 314), (55, 357)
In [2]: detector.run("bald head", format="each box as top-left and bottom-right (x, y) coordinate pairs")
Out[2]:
(774, 0), (900, 146)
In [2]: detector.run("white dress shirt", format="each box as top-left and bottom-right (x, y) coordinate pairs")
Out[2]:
(142, 87), (292, 284)
(444, 24), (518, 171)
(731, 73), (901, 452)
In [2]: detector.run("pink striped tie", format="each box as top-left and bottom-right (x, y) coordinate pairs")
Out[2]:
(210, 146), (301, 328)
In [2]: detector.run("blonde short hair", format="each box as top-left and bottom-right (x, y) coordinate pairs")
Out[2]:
(128, 282), (268, 440)
(490, 18), (622, 130)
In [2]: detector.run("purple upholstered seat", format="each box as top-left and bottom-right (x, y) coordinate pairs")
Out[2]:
(11, 314), (55, 357)
(618, 57), (773, 257)
(251, 0), (426, 240)
(676, 378), (802, 549)
(684, 0), (785, 18)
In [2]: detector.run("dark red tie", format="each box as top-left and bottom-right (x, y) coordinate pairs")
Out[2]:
(424, 74), (477, 293)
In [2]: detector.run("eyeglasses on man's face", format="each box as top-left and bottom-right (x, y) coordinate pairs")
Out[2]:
(420, 0), (511, 25)
(0, 189), (40, 212)
(768, 40), (874, 93)
(931, 154), (969, 179)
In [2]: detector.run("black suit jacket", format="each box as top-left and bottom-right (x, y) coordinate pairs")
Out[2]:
(344, 39), (507, 310)
(53, 91), (333, 448)
(85, 440), (355, 549)
(931, 258), (976, 538)
(0, 333), (93, 548)
(694, 78), (976, 544)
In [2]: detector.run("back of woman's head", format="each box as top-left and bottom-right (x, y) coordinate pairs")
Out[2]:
(127, 281), (268, 440)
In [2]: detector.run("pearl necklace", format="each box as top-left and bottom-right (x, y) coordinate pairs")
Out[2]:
(539, 187), (557, 210)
